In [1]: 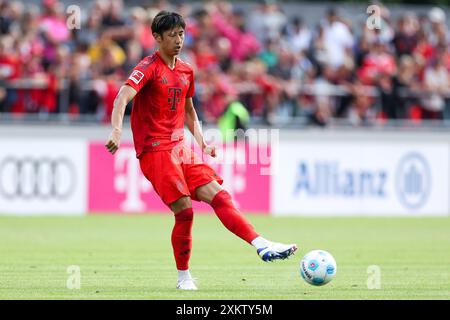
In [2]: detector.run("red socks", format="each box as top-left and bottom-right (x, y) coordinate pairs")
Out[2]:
(171, 191), (258, 270)
(171, 208), (194, 270)
(210, 190), (259, 244)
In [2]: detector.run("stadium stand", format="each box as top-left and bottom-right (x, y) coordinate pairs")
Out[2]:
(1, 0), (450, 127)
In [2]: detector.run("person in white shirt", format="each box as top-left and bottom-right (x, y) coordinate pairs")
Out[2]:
(422, 55), (450, 117)
(321, 8), (355, 70)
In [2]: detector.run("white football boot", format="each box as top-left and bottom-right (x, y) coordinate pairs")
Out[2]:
(257, 242), (298, 262)
(176, 278), (198, 290)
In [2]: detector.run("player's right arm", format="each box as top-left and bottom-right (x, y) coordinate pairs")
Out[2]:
(106, 56), (154, 154)
(105, 85), (137, 155)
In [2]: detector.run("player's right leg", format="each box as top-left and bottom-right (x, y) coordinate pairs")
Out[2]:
(139, 151), (197, 290)
(169, 196), (197, 291)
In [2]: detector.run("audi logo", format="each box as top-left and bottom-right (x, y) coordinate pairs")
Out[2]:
(0, 157), (76, 200)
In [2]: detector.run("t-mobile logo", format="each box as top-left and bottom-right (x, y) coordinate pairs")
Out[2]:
(168, 87), (182, 110)
(113, 149), (152, 211)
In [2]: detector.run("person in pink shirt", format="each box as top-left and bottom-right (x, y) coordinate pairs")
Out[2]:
(209, 5), (261, 62)
(39, 0), (70, 43)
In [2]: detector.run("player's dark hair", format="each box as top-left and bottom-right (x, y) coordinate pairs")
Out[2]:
(151, 11), (186, 37)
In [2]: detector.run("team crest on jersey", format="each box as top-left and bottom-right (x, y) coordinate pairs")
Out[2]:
(179, 75), (188, 86)
(129, 70), (144, 84)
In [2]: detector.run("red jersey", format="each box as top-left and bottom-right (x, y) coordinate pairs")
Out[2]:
(125, 51), (195, 158)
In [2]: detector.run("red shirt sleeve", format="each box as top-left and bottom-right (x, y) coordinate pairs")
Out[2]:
(186, 69), (195, 98)
(125, 58), (154, 93)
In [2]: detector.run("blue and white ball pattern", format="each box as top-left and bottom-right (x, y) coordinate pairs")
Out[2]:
(300, 250), (337, 286)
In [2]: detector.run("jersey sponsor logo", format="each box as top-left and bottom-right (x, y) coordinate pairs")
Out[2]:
(0, 157), (76, 200)
(129, 70), (145, 84)
(168, 87), (182, 110)
(179, 75), (189, 86)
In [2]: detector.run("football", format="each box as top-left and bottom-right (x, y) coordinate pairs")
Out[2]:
(300, 250), (337, 286)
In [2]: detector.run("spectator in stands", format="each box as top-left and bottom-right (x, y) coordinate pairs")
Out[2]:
(247, 0), (287, 44)
(358, 40), (396, 85)
(321, 8), (354, 71)
(422, 54), (450, 119)
(392, 13), (418, 57)
(309, 64), (335, 126)
(390, 55), (420, 119)
(0, 35), (18, 112)
(286, 17), (312, 56)
(101, 0), (125, 28)
(74, 7), (102, 48)
(212, 7), (261, 62)
(127, 6), (155, 58)
(428, 7), (448, 47)
(0, 1), (13, 35)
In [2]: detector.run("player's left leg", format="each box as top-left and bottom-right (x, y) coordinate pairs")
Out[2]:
(181, 145), (297, 262)
(195, 181), (298, 262)
(195, 181), (258, 242)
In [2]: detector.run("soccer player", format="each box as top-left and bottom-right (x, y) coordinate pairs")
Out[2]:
(105, 11), (297, 290)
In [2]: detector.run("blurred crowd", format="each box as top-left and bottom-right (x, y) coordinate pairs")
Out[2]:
(1, 0), (450, 126)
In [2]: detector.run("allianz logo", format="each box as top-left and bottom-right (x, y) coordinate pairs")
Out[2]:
(293, 162), (387, 197)
(292, 152), (431, 209)
(395, 152), (431, 210)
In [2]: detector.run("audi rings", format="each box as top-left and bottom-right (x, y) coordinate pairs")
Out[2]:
(0, 157), (76, 200)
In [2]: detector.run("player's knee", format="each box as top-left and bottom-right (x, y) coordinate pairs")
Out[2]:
(196, 181), (223, 204)
(170, 196), (192, 214)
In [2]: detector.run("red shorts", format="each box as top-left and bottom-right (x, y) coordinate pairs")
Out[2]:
(139, 144), (223, 206)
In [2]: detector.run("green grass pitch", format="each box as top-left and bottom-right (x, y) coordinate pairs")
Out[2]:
(0, 214), (449, 300)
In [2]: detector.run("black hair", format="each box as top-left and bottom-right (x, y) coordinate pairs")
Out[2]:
(327, 7), (337, 18)
(151, 11), (186, 36)
(193, 9), (208, 20)
(292, 16), (303, 27)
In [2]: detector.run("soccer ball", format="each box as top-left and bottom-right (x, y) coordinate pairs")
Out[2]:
(300, 250), (337, 286)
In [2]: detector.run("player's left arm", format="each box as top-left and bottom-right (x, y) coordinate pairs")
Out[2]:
(185, 97), (216, 158)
